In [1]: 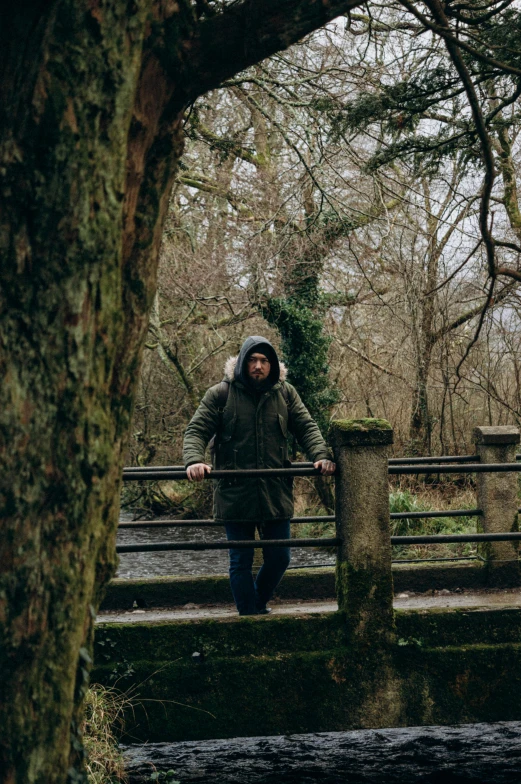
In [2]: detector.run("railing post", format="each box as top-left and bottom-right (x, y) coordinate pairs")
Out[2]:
(473, 426), (520, 586)
(329, 419), (394, 644)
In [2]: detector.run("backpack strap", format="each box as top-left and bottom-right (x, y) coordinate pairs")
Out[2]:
(209, 380), (230, 468)
(280, 382), (296, 459)
(280, 382), (290, 407)
(216, 379), (230, 413)
(215, 380), (230, 443)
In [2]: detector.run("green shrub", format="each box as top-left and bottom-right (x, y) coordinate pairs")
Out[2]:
(389, 489), (430, 536)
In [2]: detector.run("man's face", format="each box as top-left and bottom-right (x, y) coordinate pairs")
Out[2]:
(247, 352), (271, 383)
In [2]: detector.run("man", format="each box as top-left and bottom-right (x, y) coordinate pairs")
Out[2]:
(183, 336), (335, 616)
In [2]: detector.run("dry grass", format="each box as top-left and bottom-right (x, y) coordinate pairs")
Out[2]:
(299, 480), (481, 562)
(83, 685), (128, 784)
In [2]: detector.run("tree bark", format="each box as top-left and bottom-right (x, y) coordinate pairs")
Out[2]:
(0, 4), (180, 781)
(0, 1), (362, 781)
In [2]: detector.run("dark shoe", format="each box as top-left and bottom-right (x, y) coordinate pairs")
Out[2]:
(255, 607), (272, 615)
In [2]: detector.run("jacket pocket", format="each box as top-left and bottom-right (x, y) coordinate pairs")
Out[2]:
(278, 413), (288, 438)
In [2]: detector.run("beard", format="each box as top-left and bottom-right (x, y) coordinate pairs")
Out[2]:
(247, 372), (272, 391)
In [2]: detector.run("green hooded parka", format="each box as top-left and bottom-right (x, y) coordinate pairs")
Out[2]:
(183, 336), (330, 522)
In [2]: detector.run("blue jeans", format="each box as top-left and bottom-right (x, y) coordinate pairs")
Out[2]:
(224, 520), (291, 615)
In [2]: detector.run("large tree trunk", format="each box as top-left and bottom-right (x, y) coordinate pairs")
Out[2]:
(0, 2), (361, 781)
(0, 5), (183, 782)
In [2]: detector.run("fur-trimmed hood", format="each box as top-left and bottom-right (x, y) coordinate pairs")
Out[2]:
(228, 335), (284, 389)
(224, 355), (288, 383)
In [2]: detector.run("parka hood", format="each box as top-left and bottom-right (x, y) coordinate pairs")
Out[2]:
(224, 336), (287, 385)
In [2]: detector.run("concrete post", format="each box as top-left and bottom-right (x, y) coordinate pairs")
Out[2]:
(473, 426), (520, 586)
(329, 418), (394, 645)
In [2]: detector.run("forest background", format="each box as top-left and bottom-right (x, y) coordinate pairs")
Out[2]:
(129, 4), (521, 518)
(5, 2), (521, 781)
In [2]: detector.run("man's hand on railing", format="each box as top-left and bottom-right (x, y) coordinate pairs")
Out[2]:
(314, 459), (336, 476)
(186, 463), (212, 481)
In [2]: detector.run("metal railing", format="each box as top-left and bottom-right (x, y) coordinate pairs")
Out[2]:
(388, 455), (478, 464)
(118, 510), (479, 529)
(118, 514), (335, 529)
(123, 461), (521, 482)
(123, 462), (316, 473)
(123, 467), (321, 481)
(389, 462), (521, 475)
(119, 457), (521, 558)
(116, 537), (340, 553)
(120, 464), (335, 554)
(391, 532), (521, 545)
(116, 532), (521, 554)
(122, 453), (521, 474)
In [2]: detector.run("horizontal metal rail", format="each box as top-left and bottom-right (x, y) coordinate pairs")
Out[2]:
(124, 459), (466, 473)
(124, 465), (185, 472)
(393, 556), (479, 563)
(124, 454), (521, 473)
(118, 514), (336, 529)
(389, 462), (521, 475)
(390, 509), (481, 520)
(117, 511), (479, 528)
(116, 537), (340, 553)
(123, 462), (316, 473)
(391, 532), (521, 545)
(388, 455), (478, 464)
(123, 467), (322, 481)
(124, 463), (521, 481)
(116, 531), (521, 553)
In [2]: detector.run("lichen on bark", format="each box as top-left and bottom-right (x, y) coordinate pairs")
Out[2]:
(0, 2), (184, 781)
(0, 0), (369, 780)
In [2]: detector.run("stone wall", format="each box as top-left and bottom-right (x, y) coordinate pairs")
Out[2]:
(92, 606), (521, 742)
(92, 420), (521, 742)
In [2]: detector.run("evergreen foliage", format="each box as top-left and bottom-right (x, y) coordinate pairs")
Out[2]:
(263, 296), (339, 434)
(315, 7), (521, 175)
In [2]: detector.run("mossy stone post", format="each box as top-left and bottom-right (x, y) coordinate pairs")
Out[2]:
(474, 426), (520, 586)
(329, 419), (395, 645)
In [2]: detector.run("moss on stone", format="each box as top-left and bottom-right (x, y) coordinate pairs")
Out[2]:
(95, 612), (348, 664)
(330, 418), (392, 432)
(91, 611), (521, 742)
(392, 561), (486, 593)
(329, 418), (393, 447)
(101, 562), (496, 612)
(100, 573), (233, 611)
(393, 642), (521, 726)
(100, 567), (336, 611)
(336, 561), (395, 645)
(94, 650), (363, 742)
(395, 606), (521, 647)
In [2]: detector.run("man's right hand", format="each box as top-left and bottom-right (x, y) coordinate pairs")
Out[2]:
(186, 463), (212, 481)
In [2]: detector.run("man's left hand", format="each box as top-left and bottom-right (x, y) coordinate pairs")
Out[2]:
(314, 459), (336, 476)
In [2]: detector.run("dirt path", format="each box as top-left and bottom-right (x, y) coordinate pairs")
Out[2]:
(96, 587), (521, 624)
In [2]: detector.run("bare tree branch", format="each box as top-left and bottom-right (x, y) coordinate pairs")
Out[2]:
(340, 341), (411, 385)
